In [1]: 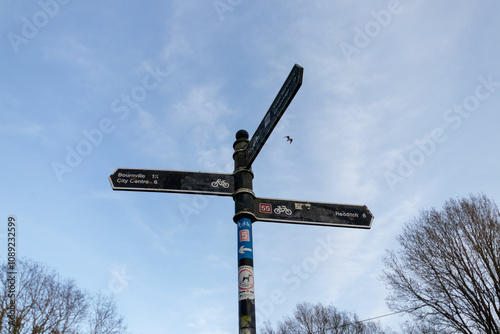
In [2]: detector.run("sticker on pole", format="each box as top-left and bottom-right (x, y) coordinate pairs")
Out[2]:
(238, 265), (255, 301)
(239, 229), (250, 242)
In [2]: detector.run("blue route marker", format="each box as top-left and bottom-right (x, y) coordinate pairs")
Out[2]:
(237, 217), (253, 261)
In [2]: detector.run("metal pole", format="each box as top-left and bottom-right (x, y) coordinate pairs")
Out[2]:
(233, 130), (257, 334)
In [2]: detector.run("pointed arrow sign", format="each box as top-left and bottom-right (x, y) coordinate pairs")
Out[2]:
(253, 197), (373, 229)
(239, 246), (253, 254)
(245, 64), (303, 167)
(109, 168), (234, 196)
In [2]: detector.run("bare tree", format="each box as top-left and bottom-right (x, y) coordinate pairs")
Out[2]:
(0, 258), (129, 334)
(382, 194), (500, 333)
(86, 292), (127, 334)
(0, 258), (88, 333)
(261, 302), (391, 334)
(398, 319), (449, 334)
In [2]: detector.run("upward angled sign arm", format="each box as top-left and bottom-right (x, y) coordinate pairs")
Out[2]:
(245, 64), (303, 167)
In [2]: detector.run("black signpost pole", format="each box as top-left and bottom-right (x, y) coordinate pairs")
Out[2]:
(233, 130), (257, 334)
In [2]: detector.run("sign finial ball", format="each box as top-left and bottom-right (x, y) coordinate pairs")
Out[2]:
(236, 129), (249, 140)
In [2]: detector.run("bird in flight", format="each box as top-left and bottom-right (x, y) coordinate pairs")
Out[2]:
(285, 136), (293, 144)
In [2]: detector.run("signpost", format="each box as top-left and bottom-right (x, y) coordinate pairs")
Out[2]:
(109, 64), (373, 334)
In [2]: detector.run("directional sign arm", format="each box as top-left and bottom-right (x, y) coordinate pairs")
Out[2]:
(253, 197), (373, 228)
(109, 168), (234, 196)
(245, 64), (303, 167)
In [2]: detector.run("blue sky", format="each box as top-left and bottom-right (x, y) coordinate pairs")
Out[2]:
(1, 0), (499, 333)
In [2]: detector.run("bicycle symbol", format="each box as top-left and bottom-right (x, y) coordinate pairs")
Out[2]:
(211, 179), (230, 188)
(274, 205), (292, 215)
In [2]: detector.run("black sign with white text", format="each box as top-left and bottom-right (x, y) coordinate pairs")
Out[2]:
(245, 64), (303, 167)
(109, 168), (234, 196)
(253, 197), (373, 228)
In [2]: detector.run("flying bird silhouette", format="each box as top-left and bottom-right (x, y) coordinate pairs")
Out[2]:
(285, 136), (293, 144)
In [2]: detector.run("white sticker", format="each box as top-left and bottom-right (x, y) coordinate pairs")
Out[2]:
(238, 265), (255, 301)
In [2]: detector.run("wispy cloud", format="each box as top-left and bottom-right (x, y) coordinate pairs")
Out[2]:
(168, 84), (235, 170)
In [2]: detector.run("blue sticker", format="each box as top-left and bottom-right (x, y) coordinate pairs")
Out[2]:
(237, 218), (253, 260)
